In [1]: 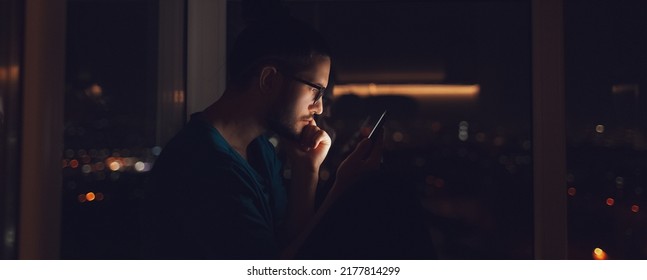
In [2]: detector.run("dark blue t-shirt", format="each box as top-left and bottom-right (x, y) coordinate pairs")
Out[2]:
(141, 113), (287, 259)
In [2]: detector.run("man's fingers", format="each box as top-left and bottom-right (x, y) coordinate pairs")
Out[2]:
(367, 128), (384, 162)
(300, 124), (318, 149)
(311, 130), (328, 149)
(300, 121), (331, 152)
(351, 138), (372, 160)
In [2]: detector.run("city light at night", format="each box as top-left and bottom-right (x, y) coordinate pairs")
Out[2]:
(592, 248), (608, 260)
(85, 192), (96, 202)
(606, 198), (615, 206)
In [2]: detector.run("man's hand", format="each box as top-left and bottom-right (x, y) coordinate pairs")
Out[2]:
(282, 119), (331, 243)
(334, 127), (384, 192)
(284, 119), (332, 172)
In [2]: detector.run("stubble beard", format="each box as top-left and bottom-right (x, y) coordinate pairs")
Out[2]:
(267, 106), (301, 142)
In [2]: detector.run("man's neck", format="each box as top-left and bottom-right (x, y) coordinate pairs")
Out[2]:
(202, 91), (265, 160)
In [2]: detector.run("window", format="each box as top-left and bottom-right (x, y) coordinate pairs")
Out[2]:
(565, 0), (647, 259)
(62, 0), (185, 259)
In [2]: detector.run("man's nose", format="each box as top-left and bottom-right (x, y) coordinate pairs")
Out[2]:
(310, 99), (324, 115)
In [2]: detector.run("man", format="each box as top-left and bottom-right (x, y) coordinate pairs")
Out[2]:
(140, 16), (383, 259)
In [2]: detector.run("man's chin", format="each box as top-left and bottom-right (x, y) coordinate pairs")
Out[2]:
(268, 122), (300, 142)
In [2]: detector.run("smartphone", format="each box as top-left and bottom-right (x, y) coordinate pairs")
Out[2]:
(367, 110), (387, 140)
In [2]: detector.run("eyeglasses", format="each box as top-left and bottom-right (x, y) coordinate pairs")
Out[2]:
(291, 76), (326, 105)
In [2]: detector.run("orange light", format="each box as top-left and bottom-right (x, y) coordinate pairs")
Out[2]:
(96, 193), (105, 201)
(333, 84), (480, 99)
(593, 248), (608, 260)
(567, 187), (576, 196)
(606, 198), (615, 206)
(173, 90), (185, 103)
(78, 194), (87, 203)
(106, 157), (121, 171)
(631, 205), (640, 213)
(0, 65), (19, 83)
(86, 83), (103, 97)
(109, 161), (121, 171)
(62, 159), (68, 168)
(86, 192), (96, 202)
(69, 159), (79, 169)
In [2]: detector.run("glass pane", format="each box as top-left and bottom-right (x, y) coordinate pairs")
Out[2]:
(229, 0), (533, 259)
(565, 1), (647, 259)
(62, 0), (185, 259)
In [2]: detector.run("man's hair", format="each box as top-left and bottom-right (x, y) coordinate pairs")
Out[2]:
(227, 3), (331, 89)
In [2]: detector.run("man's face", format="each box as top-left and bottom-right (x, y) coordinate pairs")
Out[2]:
(267, 55), (331, 141)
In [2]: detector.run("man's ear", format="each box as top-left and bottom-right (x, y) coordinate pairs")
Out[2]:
(259, 66), (282, 94)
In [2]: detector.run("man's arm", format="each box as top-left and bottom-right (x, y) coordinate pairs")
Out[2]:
(281, 128), (384, 259)
(282, 120), (331, 242)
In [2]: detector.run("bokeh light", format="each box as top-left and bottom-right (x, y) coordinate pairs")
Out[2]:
(631, 205), (640, 213)
(85, 192), (96, 202)
(595, 125), (605, 134)
(134, 161), (146, 172)
(151, 146), (162, 156)
(567, 187), (577, 196)
(82, 164), (92, 174)
(86, 83), (103, 97)
(592, 248), (608, 260)
(606, 198), (615, 206)
(109, 161), (121, 171)
(458, 121), (469, 141)
(392, 131), (404, 142)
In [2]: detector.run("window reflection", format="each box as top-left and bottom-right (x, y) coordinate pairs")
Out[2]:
(565, 0), (647, 259)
